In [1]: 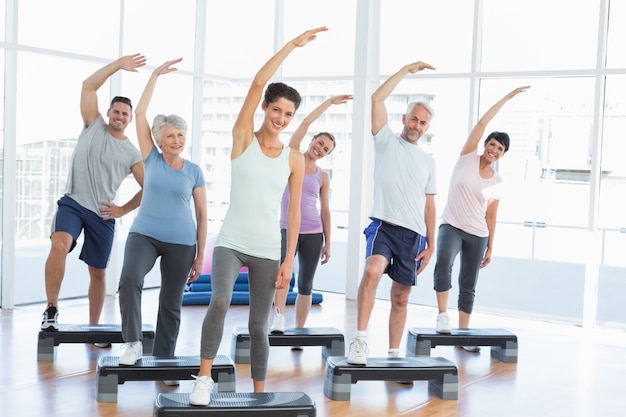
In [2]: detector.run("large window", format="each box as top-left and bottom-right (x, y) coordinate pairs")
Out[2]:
(481, 0), (600, 71)
(1, 0), (625, 329)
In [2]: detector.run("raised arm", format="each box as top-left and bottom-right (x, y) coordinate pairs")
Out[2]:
(371, 61), (435, 135)
(231, 27), (328, 157)
(80, 53), (146, 129)
(461, 86), (530, 155)
(288, 94), (352, 150)
(135, 58), (182, 159)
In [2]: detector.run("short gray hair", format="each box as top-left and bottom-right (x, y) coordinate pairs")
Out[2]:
(406, 101), (435, 119)
(151, 114), (187, 143)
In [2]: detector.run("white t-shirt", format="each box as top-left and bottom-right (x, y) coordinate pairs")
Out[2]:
(441, 152), (503, 237)
(369, 123), (436, 236)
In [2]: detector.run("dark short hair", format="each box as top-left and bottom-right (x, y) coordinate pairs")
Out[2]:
(110, 96), (133, 111)
(263, 82), (301, 111)
(485, 131), (510, 153)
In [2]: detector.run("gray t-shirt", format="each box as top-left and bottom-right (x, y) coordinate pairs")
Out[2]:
(65, 115), (142, 215)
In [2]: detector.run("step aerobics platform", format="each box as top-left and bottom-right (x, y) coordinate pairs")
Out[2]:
(96, 354), (235, 403)
(37, 323), (154, 362)
(231, 326), (345, 363)
(406, 327), (519, 363)
(154, 392), (316, 417)
(324, 356), (458, 400)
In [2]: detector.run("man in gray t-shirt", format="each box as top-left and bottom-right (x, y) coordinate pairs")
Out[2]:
(41, 55), (146, 333)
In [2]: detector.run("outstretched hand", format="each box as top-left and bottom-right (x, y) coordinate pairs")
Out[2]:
(406, 61), (436, 74)
(291, 26), (329, 48)
(506, 86), (531, 99)
(153, 58), (182, 76)
(330, 94), (353, 105)
(119, 53), (147, 72)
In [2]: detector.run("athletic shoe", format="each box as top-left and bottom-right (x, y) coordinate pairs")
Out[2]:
(460, 345), (481, 353)
(347, 336), (368, 365)
(41, 304), (59, 331)
(93, 342), (112, 348)
(291, 346), (303, 351)
(189, 375), (214, 406)
(162, 380), (180, 386)
(436, 312), (452, 334)
(270, 311), (285, 333)
(119, 341), (143, 365)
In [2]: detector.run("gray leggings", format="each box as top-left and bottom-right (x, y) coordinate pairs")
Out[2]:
(433, 224), (488, 314)
(200, 246), (279, 380)
(280, 229), (323, 295)
(118, 233), (196, 356)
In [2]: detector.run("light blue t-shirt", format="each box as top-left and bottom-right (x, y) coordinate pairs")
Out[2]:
(369, 123), (436, 236)
(130, 146), (205, 245)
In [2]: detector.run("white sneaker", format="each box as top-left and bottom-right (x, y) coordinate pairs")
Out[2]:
(387, 349), (400, 358)
(119, 341), (143, 365)
(436, 312), (452, 334)
(347, 336), (368, 365)
(93, 342), (112, 348)
(270, 311), (285, 333)
(189, 375), (214, 406)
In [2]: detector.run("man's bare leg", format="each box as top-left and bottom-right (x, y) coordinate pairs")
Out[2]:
(388, 281), (410, 349)
(44, 232), (73, 308)
(88, 266), (107, 324)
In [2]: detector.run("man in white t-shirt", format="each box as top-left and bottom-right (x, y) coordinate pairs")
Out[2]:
(348, 61), (437, 365)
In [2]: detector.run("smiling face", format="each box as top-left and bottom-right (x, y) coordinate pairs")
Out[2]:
(106, 102), (132, 134)
(482, 137), (506, 162)
(307, 133), (335, 160)
(401, 103), (431, 143)
(261, 97), (296, 134)
(158, 125), (186, 156)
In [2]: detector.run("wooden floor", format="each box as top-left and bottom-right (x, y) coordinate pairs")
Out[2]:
(1, 288), (625, 417)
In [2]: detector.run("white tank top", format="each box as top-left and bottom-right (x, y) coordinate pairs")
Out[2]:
(215, 136), (291, 260)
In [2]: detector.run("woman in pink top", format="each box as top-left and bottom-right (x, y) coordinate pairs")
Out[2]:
(433, 86), (529, 350)
(270, 95), (352, 336)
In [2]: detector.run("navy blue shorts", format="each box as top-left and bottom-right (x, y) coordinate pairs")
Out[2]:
(363, 218), (427, 286)
(51, 196), (115, 269)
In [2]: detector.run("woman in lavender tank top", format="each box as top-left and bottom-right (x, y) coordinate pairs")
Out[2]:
(270, 95), (353, 336)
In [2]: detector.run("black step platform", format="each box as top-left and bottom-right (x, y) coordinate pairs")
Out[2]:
(324, 356), (458, 400)
(406, 327), (519, 363)
(231, 326), (345, 363)
(96, 354), (235, 403)
(154, 392), (316, 417)
(37, 323), (155, 362)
